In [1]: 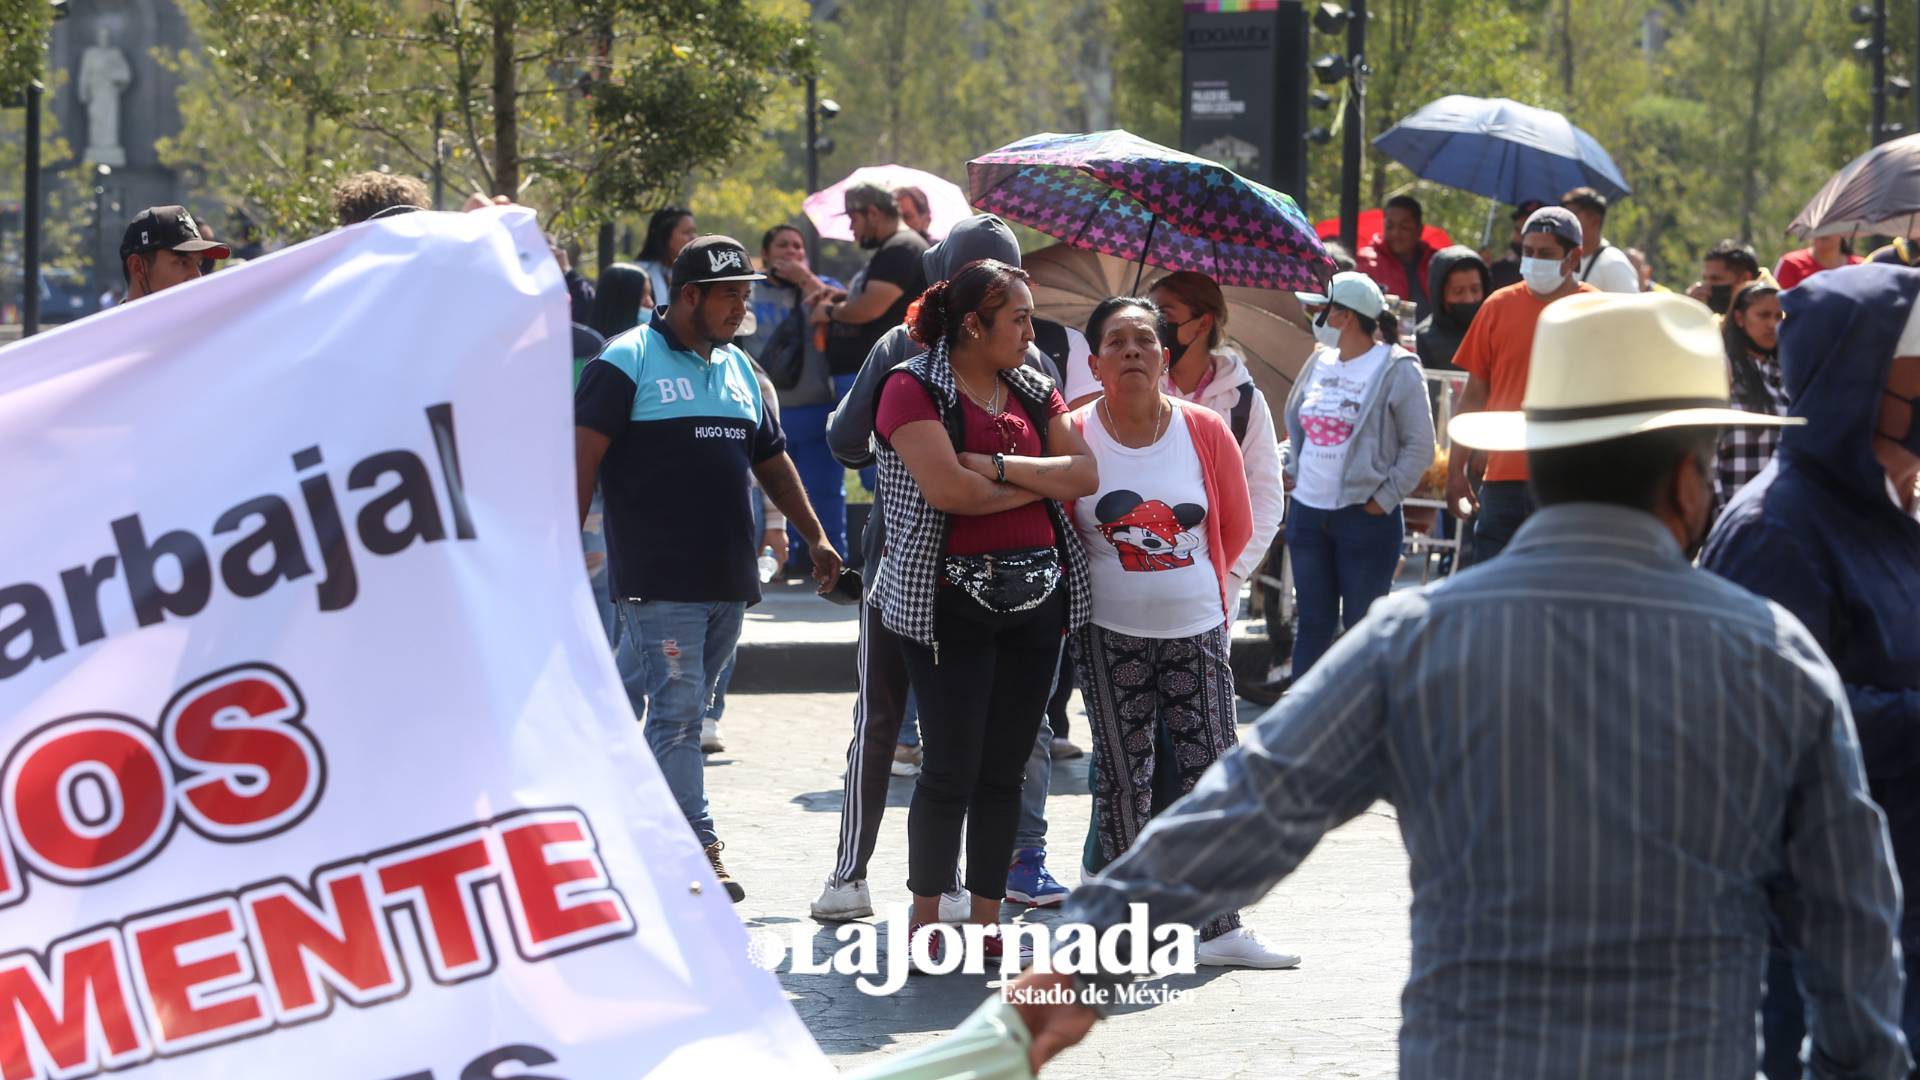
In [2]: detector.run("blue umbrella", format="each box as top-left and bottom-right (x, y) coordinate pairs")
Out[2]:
(1371, 95), (1630, 204)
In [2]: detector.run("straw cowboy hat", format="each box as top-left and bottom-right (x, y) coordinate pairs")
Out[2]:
(1448, 291), (1803, 452)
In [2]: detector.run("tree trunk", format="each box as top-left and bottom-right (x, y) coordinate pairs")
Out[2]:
(1559, 0), (1574, 98)
(490, 0), (518, 198)
(1736, 0), (1773, 242)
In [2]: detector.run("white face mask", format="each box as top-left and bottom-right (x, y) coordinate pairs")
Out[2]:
(1520, 256), (1568, 295)
(1312, 312), (1343, 349)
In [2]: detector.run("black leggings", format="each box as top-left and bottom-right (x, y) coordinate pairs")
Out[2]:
(899, 585), (1065, 899)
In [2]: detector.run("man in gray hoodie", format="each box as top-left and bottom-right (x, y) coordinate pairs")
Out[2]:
(811, 214), (1068, 920)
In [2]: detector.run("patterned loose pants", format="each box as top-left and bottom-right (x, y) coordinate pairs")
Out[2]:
(1074, 620), (1241, 940)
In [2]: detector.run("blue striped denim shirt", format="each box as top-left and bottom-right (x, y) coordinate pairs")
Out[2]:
(1068, 503), (1911, 1079)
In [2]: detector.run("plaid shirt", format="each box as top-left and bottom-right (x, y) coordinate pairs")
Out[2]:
(869, 339), (1091, 645)
(1715, 354), (1791, 507)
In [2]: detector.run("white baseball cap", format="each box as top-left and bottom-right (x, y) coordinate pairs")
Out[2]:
(1294, 271), (1387, 319)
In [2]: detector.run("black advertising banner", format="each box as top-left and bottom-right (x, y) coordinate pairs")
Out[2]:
(1180, 1), (1309, 204)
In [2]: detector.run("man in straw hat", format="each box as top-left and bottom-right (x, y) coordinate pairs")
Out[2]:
(1009, 291), (1911, 1078)
(1701, 262), (1920, 1078)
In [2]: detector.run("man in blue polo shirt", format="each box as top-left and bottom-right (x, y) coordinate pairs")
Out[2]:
(575, 234), (843, 902)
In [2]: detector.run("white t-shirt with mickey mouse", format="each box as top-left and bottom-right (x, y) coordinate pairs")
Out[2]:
(1292, 343), (1390, 511)
(1072, 406), (1223, 639)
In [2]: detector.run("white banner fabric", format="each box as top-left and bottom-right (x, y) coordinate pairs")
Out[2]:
(0, 208), (831, 1080)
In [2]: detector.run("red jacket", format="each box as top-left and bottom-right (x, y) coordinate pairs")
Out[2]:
(1356, 235), (1436, 303)
(1069, 399), (1252, 619)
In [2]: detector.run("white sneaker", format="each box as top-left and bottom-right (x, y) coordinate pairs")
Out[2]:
(1195, 927), (1300, 969)
(701, 719), (725, 754)
(938, 889), (972, 923)
(891, 744), (922, 777)
(810, 878), (873, 921)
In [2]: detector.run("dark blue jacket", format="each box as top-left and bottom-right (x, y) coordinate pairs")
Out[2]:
(1702, 262), (1920, 947)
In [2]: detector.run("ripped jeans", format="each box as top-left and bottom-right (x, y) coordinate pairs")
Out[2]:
(615, 598), (745, 848)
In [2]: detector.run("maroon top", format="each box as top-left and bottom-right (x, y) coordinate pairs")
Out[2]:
(875, 371), (1065, 555)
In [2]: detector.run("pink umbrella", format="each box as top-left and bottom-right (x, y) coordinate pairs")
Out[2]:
(803, 165), (970, 242)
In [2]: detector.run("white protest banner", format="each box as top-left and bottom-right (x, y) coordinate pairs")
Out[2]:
(0, 208), (833, 1080)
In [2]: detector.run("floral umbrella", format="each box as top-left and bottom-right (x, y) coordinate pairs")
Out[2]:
(966, 129), (1332, 292)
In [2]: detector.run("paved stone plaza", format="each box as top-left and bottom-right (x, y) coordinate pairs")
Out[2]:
(712, 690), (1411, 1078)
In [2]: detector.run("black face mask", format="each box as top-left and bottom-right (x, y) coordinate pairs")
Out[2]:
(1707, 284), (1734, 315)
(1445, 301), (1481, 327)
(1159, 316), (1194, 356)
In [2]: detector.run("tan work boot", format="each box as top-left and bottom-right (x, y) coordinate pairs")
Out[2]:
(704, 841), (746, 902)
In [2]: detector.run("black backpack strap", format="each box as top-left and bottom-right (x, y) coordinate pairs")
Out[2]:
(1228, 384), (1254, 444)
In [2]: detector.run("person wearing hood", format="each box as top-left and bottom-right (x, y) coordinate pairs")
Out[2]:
(1415, 245), (1490, 372)
(1281, 272), (1435, 679)
(813, 214), (1075, 923)
(1701, 262), (1920, 1078)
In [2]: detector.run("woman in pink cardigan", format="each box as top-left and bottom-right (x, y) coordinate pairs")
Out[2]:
(1066, 296), (1299, 970)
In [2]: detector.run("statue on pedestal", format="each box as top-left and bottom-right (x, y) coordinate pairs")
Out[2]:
(77, 25), (131, 167)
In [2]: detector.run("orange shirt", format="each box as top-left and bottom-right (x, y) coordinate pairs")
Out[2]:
(1453, 281), (1599, 482)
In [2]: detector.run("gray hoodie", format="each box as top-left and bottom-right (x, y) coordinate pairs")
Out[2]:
(1278, 343), (1436, 512)
(825, 214), (1063, 568)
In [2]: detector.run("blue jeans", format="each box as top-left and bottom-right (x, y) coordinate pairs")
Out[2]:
(1286, 501), (1403, 678)
(780, 402), (846, 565)
(585, 490), (650, 726)
(832, 373), (876, 493)
(616, 599), (745, 848)
(898, 693), (920, 746)
(1466, 481), (1535, 566)
(1015, 711), (1056, 851)
(705, 499), (765, 724)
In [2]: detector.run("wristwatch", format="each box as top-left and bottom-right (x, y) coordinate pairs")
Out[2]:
(993, 452), (1006, 484)
(825, 301), (838, 322)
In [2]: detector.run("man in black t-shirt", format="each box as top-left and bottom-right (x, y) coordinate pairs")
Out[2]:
(816, 183), (929, 394)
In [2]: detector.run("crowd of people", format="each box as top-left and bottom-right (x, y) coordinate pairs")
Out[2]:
(102, 167), (1920, 1077)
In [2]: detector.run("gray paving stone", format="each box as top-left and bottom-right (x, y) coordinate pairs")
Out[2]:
(708, 691), (1409, 1078)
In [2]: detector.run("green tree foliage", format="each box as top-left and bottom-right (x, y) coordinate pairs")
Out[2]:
(0, 69), (87, 275)
(0, 0), (50, 104)
(162, 0), (812, 244)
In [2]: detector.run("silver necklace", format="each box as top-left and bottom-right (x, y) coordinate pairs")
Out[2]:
(953, 370), (1004, 414)
(1101, 396), (1169, 449)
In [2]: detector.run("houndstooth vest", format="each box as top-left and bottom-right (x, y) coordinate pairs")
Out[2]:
(869, 339), (1092, 648)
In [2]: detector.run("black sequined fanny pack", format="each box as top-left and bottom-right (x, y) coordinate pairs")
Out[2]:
(942, 545), (1061, 614)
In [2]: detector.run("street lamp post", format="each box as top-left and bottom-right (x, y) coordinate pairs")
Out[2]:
(23, 81), (42, 337)
(93, 163), (111, 300)
(1338, 0), (1367, 255)
(802, 81), (839, 267)
(1872, 0), (1889, 144)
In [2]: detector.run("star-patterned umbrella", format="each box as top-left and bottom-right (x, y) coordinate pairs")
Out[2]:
(966, 129), (1333, 292)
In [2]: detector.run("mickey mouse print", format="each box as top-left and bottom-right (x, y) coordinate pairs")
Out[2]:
(1094, 490), (1206, 572)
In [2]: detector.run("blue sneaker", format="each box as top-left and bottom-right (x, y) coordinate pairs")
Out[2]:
(1005, 847), (1069, 907)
